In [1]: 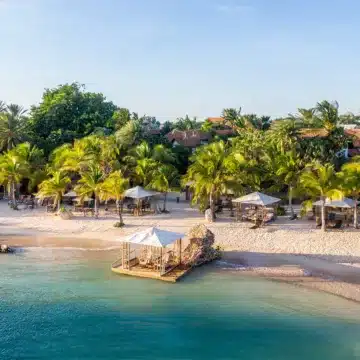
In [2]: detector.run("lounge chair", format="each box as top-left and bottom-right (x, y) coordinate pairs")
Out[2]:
(139, 251), (153, 267)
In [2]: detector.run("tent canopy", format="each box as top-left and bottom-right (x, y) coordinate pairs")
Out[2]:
(232, 192), (281, 206)
(124, 186), (158, 199)
(118, 227), (184, 248)
(313, 197), (356, 208)
(63, 190), (77, 198)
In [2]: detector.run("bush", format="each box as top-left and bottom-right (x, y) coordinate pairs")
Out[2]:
(276, 206), (286, 216)
(114, 221), (125, 228)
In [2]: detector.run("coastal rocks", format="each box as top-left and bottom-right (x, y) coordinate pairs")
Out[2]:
(58, 208), (74, 220)
(0, 244), (14, 253)
(182, 224), (221, 267)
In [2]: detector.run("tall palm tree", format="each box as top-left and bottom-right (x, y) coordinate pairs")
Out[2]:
(0, 104), (27, 151)
(100, 170), (129, 226)
(135, 158), (158, 186)
(37, 171), (71, 211)
(275, 150), (304, 216)
(221, 108), (244, 129)
(183, 140), (246, 221)
(300, 162), (342, 231)
(337, 162), (360, 228)
(0, 150), (29, 208)
(74, 164), (105, 218)
(149, 164), (179, 212)
(315, 100), (339, 132)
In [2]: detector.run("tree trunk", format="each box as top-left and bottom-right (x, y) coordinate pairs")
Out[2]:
(163, 193), (167, 212)
(321, 196), (326, 232)
(57, 196), (61, 211)
(354, 198), (358, 229)
(288, 186), (294, 216)
(116, 199), (124, 225)
(94, 196), (99, 219)
(209, 191), (215, 222)
(11, 181), (16, 209)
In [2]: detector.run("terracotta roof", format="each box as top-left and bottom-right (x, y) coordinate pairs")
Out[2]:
(299, 128), (329, 138)
(345, 129), (360, 147)
(207, 117), (225, 124)
(166, 130), (211, 147)
(348, 149), (360, 157)
(214, 129), (236, 136)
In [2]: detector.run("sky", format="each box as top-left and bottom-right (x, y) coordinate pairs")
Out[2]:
(1, 0), (360, 120)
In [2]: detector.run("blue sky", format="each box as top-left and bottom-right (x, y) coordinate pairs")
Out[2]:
(1, 0), (360, 120)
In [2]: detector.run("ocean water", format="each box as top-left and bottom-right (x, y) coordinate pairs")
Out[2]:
(1, 248), (360, 360)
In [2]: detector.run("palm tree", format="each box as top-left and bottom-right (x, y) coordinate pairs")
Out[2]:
(300, 162), (342, 231)
(149, 164), (179, 212)
(338, 162), (360, 228)
(37, 171), (71, 211)
(135, 158), (158, 186)
(0, 150), (29, 208)
(100, 170), (129, 226)
(0, 104), (27, 151)
(183, 140), (245, 221)
(315, 100), (339, 132)
(221, 108), (244, 129)
(275, 150), (304, 216)
(74, 164), (105, 218)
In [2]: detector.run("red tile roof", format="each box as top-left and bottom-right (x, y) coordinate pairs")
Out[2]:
(166, 130), (211, 147)
(207, 117), (224, 124)
(345, 129), (360, 147)
(299, 128), (329, 138)
(214, 129), (236, 136)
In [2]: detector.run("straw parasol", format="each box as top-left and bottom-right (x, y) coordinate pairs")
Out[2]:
(232, 192), (281, 206)
(124, 186), (159, 199)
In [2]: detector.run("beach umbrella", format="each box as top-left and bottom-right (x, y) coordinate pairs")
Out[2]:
(117, 227), (184, 248)
(313, 197), (356, 208)
(124, 186), (159, 199)
(232, 192), (281, 206)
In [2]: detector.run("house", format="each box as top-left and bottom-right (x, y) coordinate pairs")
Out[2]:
(166, 130), (212, 152)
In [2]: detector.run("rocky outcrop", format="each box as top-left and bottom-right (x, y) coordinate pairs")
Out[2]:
(58, 208), (73, 220)
(0, 244), (14, 253)
(182, 224), (221, 267)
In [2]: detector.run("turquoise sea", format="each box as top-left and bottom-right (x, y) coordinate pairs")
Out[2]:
(1, 248), (360, 360)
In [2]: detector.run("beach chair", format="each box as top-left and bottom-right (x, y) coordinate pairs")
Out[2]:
(139, 250), (153, 267)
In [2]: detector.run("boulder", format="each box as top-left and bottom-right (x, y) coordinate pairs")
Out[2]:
(0, 244), (13, 253)
(182, 224), (221, 267)
(58, 208), (73, 220)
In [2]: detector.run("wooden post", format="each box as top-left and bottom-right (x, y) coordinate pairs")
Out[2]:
(128, 242), (131, 270)
(179, 238), (182, 265)
(160, 247), (163, 276)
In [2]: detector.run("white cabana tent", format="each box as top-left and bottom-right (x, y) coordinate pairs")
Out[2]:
(124, 186), (158, 199)
(232, 192), (281, 206)
(115, 227), (185, 276)
(119, 227), (184, 248)
(63, 190), (77, 198)
(313, 197), (356, 208)
(232, 192), (281, 224)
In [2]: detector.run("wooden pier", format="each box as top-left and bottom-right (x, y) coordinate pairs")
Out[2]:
(111, 258), (192, 283)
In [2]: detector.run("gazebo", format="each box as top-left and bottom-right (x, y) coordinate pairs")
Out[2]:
(313, 197), (356, 227)
(232, 192), (281, 224)
(124, 186), (159, 215)
(111, 227), (190, 282)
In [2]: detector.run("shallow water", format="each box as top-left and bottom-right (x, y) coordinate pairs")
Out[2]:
(1, 248), (360, 360)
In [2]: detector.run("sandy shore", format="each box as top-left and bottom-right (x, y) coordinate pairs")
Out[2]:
(1, 199), (360, 302)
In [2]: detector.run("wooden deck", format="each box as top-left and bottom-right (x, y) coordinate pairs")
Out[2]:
(111, 260), (192, 283)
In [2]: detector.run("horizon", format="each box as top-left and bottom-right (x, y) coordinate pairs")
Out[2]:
(1, 0), (360, 119)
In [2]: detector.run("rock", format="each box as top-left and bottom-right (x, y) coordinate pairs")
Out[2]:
(0, 244), (13, 253)
(204, 209), (214, 223)
(58, 208), (73, 220)
(182, 224), (221, 267)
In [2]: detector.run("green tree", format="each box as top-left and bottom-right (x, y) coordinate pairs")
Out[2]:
(27, 83), (117, 153)
(315, 100), (339, 132)
(275, 150), (304, 216)
(0, 104), (27, 151)
(37, 171), (71, 211)
(149, 164), (179, 212)
(135, 158), (158, 186)
(100, 170), (129, 226)
(221, 108), (244, 129)
(337, 161), (360, 228)
(183, 140), (245, 221)
(300, 162), (342, 232)
(0, 148), (29, 208)
(75, 164), (105, 218)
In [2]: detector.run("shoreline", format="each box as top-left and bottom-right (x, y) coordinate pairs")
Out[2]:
(2, 235), (360, 304)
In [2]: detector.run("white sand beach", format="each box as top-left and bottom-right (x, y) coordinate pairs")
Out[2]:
(1, 198), (360, 302)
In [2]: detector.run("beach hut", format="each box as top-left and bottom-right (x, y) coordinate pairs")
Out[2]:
(111, 227), (190, 282)
(232, 192), (281, 224)
(63, 190), (77, 198)
(313, 197), (356, 227)
(124, 186), (159, 215)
